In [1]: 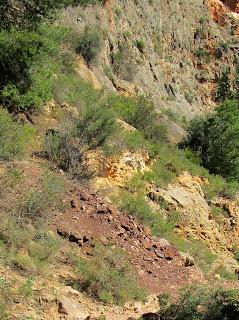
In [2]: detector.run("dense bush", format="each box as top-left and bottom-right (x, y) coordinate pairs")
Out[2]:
(181, 99), (239, 181)
(0, 25), (68, 111)
(0, 108), (34, 160)
(216, 69), (232, 102)
(160, 286), (239, 320)
(76, 243), (147, 304)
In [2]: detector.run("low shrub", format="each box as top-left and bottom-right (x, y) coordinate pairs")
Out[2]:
(135, 39), (145, 53)
(76, 243), (147, 304)
(16, 171), (66, 221)
(45, 103), (116, 177)
(111, 43), (137, 82)
(75, 26), (102, 65)
(129, 96), (168, 143)
(160, 286), (239, 320)
(0, 215), (60, 274)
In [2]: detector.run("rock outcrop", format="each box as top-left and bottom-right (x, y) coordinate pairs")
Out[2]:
(148, 172), (239, 261)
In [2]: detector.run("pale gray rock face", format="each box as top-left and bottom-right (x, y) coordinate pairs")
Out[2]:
(58, 0), (238, 144)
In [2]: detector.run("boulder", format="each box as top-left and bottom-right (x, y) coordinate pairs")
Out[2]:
(141, 313), (161, 320)
(180, 252), (195, 267)
(58, 296), (89, 320)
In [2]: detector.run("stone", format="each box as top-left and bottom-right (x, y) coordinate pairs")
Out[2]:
(141, 313), (161, 320)
(180, 252), (195, 267)
(62, 286), (81, 298)
(58, 296), (89, 319)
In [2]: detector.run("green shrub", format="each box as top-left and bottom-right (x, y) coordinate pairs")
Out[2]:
(0, 108), (34, 160)
(75, 27), (102, 65)
(71, 0), (104, 6)
(45, 103), (116, 176)
(195, 47), (208, 59)
(18, 278), (34, 298)
(216, 69), (232, 102)
(135, 39), (145, 53)
(215, 265), (237, 281)
(232, 246), (239, 262)
(76, 243), (147, 304)
(184, 91), (194, 104)
(0, 0), (73, 29)
(0, 215), (60, 274)
(0, 25), (69, 111)
(184, 239), (217, 274)
(127, 96), (168, 144)
(181, 99), (239, 182)
(160, 286), (239, 320)
(0, 303), (8, 320)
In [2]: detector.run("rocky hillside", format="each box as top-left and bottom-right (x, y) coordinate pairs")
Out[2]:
(59, 0), (239, 123)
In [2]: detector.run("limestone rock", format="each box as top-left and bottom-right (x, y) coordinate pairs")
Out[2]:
(58, 296), (89, 319)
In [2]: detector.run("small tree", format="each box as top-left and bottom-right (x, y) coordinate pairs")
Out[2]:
(181, 100), (239, 181)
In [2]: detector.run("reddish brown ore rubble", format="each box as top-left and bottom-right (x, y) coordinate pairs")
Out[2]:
(55, 187), (198, 294)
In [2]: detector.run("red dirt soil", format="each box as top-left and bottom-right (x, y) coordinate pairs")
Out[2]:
(54, 186), (202, 295)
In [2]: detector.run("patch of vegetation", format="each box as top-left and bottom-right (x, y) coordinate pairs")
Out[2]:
(0, 25), (69, 111)
(184, 239), (217, 274)
(45, 102), (116, 177)
(76, 243), (147, 304)
(18, 277), (34, 297)
(210, 205), (225, 225)
(135, 39), (145, 53)
(75, 26), (102, 65)
(160, 286), (239, 320)
(232, 246), (239, 262)
(72, 0), (104, 6)
(16, 171), (67, 222)
(195, 47), (209, 60)
(0, 165), (67, 280)
(184, 90), (194, 104)
(0, 108), (34, 160)
(214, 265), (237, 281)
(180, 99), (239, 182)
(0, 0), (104, 29)
(127, 96), (168, 143)
(114, 189), (216, 273)
(162, 108), (188, 128)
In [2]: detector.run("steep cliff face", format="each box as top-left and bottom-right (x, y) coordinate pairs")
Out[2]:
(59, 0), (238, 123)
